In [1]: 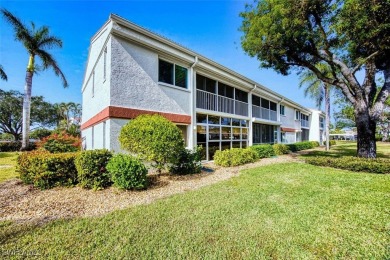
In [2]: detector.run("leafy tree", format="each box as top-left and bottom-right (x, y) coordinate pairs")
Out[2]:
(240, 0), (390, 158)
(0, 65), (7, 81)
(1, 9), (68, 150)
(54, 102), (82, 136)
(119, 114), (185, 173)
(299, 64), (333, 150)
(0, 90), (57, 140)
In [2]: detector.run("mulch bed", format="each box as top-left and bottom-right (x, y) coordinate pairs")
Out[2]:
(0, 155), (296, 225)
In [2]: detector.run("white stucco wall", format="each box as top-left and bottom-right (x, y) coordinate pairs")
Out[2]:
(281, 105), (299, 129)
(110, 36), (190, 115)
(82, 37), (112, 122)
(109, 118), (129, 152)
(309, 110), (324, 143)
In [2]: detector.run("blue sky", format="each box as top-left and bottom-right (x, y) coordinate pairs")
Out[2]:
(0, 0), (320, 110)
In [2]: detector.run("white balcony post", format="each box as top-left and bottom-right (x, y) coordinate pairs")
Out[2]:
(248, 92), (253, 146)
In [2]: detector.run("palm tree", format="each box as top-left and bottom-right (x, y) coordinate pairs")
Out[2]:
(0, 65), (7, 81)
(299, 64), (333, 151)
(1, 9), (68, 150)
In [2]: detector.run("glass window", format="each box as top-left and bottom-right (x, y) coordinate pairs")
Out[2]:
(242, 128), (248, 140)
(197, 126), (207, 142)
(218, 82), (234, 98)
(221, 127), (231, 140)
(252, 95), (261, 106)
(235, 89), (248, 103)
(295, 110), (301, 120)
(208, 142), (220, 160)
(158, 59), (173, 85)
(241, 141), (247, 148)
(221, 142), (231, 151)
(209, 126), (220, 140)
(196, 114), (207, 124)
(232, 141), (241, 148)
(221, 117), (231, 126)
(232, 127), (241, 140)
(261, 98), (270, 109)
(241, 120), (247, 127)
(232, 118), (240, 126)
(270, 102), (277, 111)
(208, 115), (220, 125)
(175, 65), (187, 88)
(280, 105), (285, 115)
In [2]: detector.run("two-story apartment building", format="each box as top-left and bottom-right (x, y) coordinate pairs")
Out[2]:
(81, 14), (325, 160)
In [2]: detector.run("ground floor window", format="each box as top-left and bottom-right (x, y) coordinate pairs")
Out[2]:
(302, 129), (309, 141)
(196, 113), (248, 160)
(253, 123), (276, 144)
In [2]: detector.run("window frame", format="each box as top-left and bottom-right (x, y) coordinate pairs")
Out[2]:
(158, 58), (188, 89)
(280, 105), (285, 116)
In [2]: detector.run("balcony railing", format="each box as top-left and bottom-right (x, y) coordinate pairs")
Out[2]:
(196, 89), (248, 116)
(252, 105), (277, 121)
(301, 120), (309, 128)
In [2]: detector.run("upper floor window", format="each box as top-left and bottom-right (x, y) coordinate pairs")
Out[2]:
(295, 110), (301, 120)
(319, 117), (324, 128)
(197, 74), (216, 93)
(158, 59), (188, 88)
(301, 114), (309, 121)
(280, 105), (285, 115)
(235, 89), (248, 103)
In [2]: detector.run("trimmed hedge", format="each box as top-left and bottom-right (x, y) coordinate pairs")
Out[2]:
(106, 154), (148, 190)
(250, 144), (275, 158)
(272, 144), (290, 155)
(214, 148), (258, 167)
(75, 149), (113, 190)
(170, 147), (202, 175)
(305, 156), (390, 174)
(17, 151), (79, 189)
(286, 141), (318, 152)
(0, 141), (36, 152)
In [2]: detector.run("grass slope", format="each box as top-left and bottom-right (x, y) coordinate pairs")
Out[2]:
(1, 163), (389, 259)
(0, 152), (18, 183)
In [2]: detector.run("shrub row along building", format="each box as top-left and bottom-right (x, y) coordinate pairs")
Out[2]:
(81, 14), (325, 160)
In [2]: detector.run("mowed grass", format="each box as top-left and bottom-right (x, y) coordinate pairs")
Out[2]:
(301, 141), (390, 159)
(1, 163), (389, 259)
(0, 152), (19, 183)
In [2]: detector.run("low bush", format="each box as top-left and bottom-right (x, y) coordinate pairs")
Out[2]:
(0, 141), (36, 152)
(17, 150), (78, 189)
(214, 148), (258, 167)
(305, 156), (390, 174)
(106, 154), (148, 190)
(37, 131), (81, 153)
(286, 141), (317, 152)
(250, 144), (275, 158)
(330, 140), (336, 146)
(273, 144), (290, 155)
(310, 141), (320, 147)
(170, 147), (202, 175)
(75, 150), (113, 190)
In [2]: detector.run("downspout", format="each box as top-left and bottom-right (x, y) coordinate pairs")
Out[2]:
(190, 56), (199, 149)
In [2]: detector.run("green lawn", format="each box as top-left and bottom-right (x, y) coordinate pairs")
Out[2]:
(301, 141), (390, 159)
(1, 163), (389, 259)
(0, 152), (19, 183)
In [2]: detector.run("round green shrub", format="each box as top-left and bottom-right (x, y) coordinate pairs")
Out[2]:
(214, 148), (258, 167)
(273, 144), (290, 155)
(170, 146), (203, 175)
(107, 154), (148, 190)
(75, 149), (113, 190)
(250, 144), (275, 158)
(119, 114), (184, 173)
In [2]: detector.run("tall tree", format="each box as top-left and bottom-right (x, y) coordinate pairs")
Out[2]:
(0, 90), (57, 140)
(240, 0), (390, 158)
(0, 65), (7, 81)
(1, 9), (68, 150)
(299, 64), (332, 151)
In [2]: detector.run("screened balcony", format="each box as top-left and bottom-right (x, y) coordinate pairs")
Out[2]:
(252, 95), (278, 121)
(196, 74), (249, 117)
(196, 89), (248, 116)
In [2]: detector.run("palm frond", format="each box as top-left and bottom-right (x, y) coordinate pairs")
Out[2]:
(0, 65), (7, 81)
(38, 35), (62, 49)
(1, 8), (33, 46)
(36, 49), (68, 87)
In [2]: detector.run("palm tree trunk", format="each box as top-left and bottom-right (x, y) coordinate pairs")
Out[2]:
(21, 56), (34, 151)
(324, 86), (330, 151)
